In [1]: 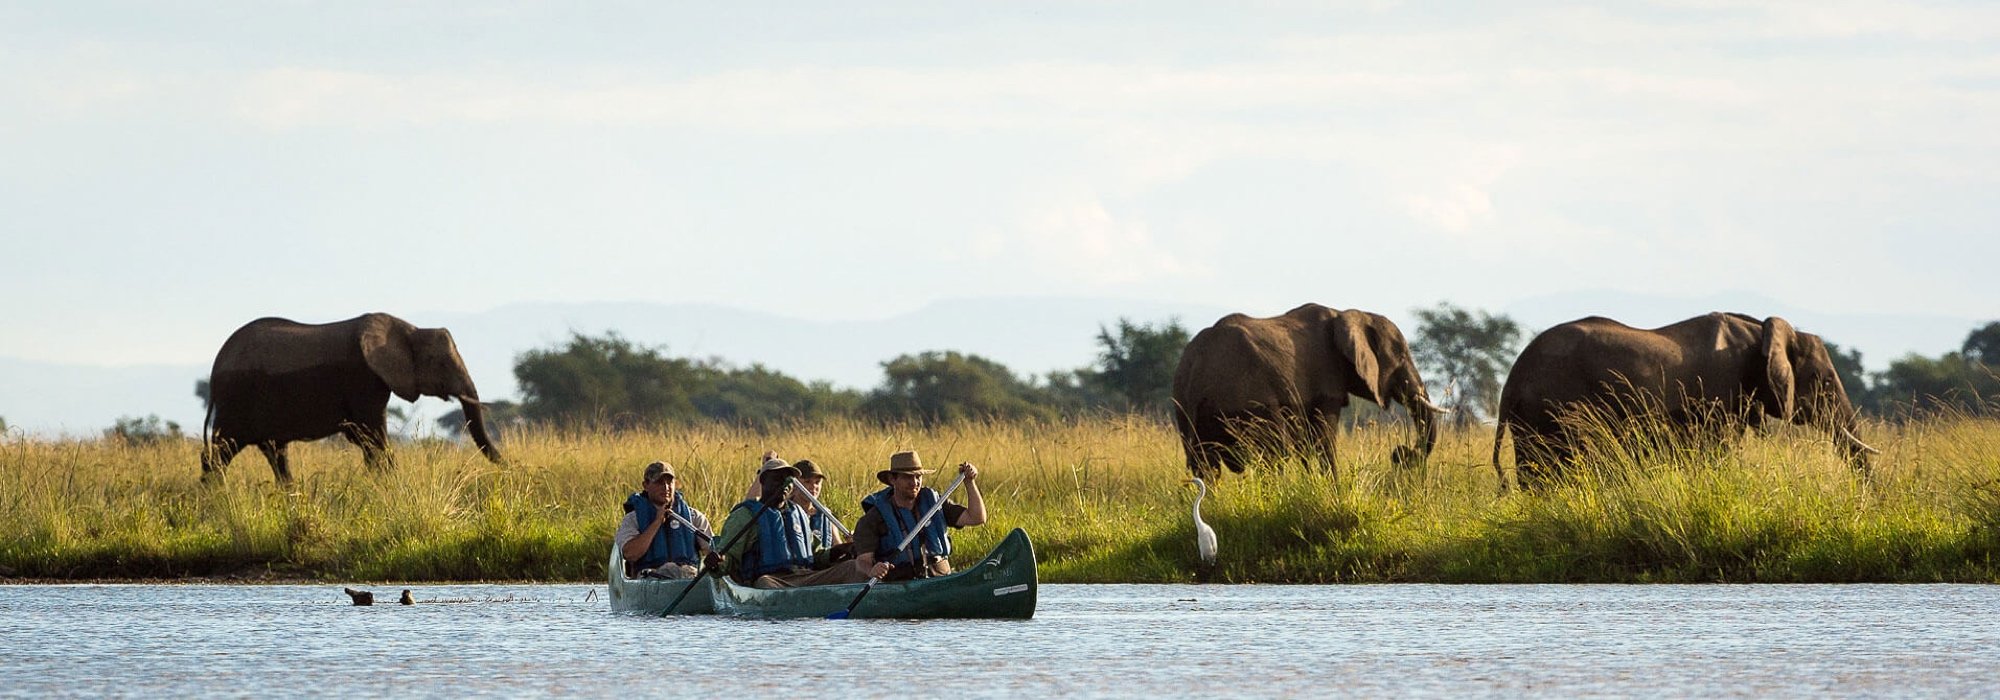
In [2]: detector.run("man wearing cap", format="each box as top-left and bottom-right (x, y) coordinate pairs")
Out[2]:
(789, 459), (849, 554)
(853, 450), (987, 582)
(714, 454), (873, 588)
(614, 460), (711, 579)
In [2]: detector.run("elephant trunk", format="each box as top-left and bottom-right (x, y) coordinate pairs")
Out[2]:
(458, 398), (505, 463)
(1838, 423), (1878, 474)
(1394, 393), (1443, 467)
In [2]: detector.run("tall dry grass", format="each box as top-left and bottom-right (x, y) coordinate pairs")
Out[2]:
(2, 413), (1996, 583)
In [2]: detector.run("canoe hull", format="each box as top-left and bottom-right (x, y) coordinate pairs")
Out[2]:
(715, 527), (1038, 620)
(606, 528), (1037, 620)
(606, 546), (715, 614)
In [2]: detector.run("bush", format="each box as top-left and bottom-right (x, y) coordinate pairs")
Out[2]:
(104, 415), (184, 445)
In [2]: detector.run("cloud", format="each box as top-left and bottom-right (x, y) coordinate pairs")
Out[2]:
(1402, 185), (1495, 234)
(1010, 198), (1200, 286)
(1395, 145), (1523, 235)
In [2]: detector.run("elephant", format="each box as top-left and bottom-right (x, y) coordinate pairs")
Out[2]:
(201, 313), (503, 483)
(1490, 312), (1877, 491)
(1171, 303), (1446, 480)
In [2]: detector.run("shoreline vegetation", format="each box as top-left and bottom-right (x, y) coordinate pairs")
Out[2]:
(3, 415), (1998, 584)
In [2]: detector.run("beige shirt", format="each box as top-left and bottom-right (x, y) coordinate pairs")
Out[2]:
(614, 508), (711, 557)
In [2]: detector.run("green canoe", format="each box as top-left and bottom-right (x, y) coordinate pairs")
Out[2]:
(609, 528), (1038, 620)
(606, 546), (715, 614)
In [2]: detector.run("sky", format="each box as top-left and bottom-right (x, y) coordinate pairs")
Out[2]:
(3, 2), (1997, 380)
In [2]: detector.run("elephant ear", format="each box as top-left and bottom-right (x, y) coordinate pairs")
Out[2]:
(1330, 310), (1384, 405)
(1761, 316), (1797, 421)
(414, 328), (480, 400)
(360, 315), (421, 403)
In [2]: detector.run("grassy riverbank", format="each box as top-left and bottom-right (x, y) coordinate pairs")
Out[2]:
(3, 416), (1998, 583)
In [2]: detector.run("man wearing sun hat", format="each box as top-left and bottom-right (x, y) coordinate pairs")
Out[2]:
(614, 460), (710, 579)
(853, 450), (986, 582)
(713, 452), (874, 588)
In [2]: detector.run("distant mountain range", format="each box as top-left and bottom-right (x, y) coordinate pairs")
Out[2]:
(1, 293), (1984, 437)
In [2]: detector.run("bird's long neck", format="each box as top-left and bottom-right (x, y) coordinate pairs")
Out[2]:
(1191, 480), (1207, 521)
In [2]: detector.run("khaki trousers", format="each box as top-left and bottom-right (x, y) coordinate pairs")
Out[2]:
(635, 563), (699, 580)
(752, 560), (874, 589)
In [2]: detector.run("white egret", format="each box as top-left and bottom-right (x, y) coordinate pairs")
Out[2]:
(1184, 478), (1217, 567)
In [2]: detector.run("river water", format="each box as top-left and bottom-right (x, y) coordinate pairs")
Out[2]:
(2, 583), (1996, 698)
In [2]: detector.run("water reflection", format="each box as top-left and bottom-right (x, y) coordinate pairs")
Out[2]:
(1, 584), (1995, 697)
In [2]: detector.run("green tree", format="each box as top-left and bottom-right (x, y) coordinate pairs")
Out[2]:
(514, 332), (704, 427)
(1963, 321), (2000, 366)
(1824, 341), (1874, 413)
(689, 362), (863, 426)
(1080, 317), (1190, 416)
(864, 351), (1057, 425)
(1870, 322), (2000, 417)
(1410, 302), (1523, 427)
(194, 378), (210, 408)
(1037, 368), (1107, 415)
(1873, 352), (1999, 416)
(105, 414), (184, 444)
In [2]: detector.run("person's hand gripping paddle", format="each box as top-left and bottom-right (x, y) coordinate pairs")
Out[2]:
(826, 468), (969, 620)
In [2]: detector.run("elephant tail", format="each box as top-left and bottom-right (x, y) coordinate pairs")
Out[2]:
(1490, 418), (1508, 493)
(199, 392), (218, 473)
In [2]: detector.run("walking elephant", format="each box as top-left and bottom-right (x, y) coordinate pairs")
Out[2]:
(1171, 304), (1446, 480)
(202, 313), (504, 483)
(1491, 312), (1876, 491)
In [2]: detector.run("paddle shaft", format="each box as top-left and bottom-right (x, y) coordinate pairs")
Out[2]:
(831, 469), (969, 619)
(787, 477), (854, 539)
(660, 507), (714, 545)
(659, 498), (773, 616)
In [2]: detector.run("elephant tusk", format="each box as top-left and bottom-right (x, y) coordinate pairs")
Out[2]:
(1416, 397), (1451, 414)
(1840, 425), (1881, 455)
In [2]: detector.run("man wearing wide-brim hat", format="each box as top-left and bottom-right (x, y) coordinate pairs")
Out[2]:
(853, 450), (987, 582)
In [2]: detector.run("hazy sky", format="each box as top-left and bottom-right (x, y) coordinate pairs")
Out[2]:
(5, 1), (1997, 370)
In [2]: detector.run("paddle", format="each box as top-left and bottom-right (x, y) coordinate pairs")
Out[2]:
(659, 497), (774, 616)
(826, 469), (969, 620)
(660, 507), (714, 546)
(787, 476), (854, 539)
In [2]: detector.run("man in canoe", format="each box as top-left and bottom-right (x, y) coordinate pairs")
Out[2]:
(714, 455), (873, 588)
(853, 450), (986, 581)
(790, 459), (852, 558)
(615, 460), (711, 579)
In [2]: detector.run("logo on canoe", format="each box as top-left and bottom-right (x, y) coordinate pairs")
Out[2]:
(993, 584), (1030, 596)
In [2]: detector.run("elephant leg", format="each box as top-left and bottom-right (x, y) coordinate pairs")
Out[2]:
(340, 419), (394, 471)
(1196, 412), (1253, 474)
(1515, 428), (1569, 491)
(1512, 437), (1542, 491)
(257, 442), (292, 484)
(1184, 434), (1229, 481)
(1187, 444), (1223, 481)
(1212, 440), (1249, 475)
(1307, 408), (1340, 479)
(202, 438), (242, 483)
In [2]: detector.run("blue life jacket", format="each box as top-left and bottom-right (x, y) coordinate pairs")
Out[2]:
(626, 492), (699, 570)
(861, 487), (951, 566)
(737, 499), (813, 578)
(808, 509), (837, 547)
